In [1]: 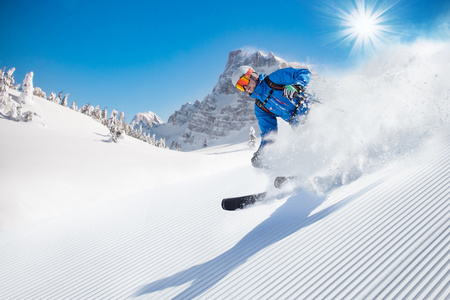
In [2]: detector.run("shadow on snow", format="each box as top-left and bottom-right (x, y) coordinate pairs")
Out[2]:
(134, 182), (378, 299)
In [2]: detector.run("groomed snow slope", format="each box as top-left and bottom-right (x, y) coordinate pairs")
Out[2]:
(1, 40), (449, 299)
(0, 100), (449, 299)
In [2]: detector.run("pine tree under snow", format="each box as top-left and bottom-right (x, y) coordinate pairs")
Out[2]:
(61, 94), (70, 107)
(93, 105), (101, 119)
(0, 69), (39, 122)
(0, 78), (19, 119)
(2, 67), (19, 90)
(19, 71), (34, 104)
(33, 87), (46, 98)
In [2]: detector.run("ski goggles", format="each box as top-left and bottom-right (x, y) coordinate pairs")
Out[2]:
(235, 68), (253, 92)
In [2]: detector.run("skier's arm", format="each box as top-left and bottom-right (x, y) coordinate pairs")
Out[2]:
(268, 67), (311, 87)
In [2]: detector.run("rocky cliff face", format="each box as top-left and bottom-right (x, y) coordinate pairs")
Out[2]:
(136, 50), (305, 150)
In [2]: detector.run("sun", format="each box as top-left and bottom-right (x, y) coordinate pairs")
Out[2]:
(353, 13), (377, 36)
(321, 0), (399, 57)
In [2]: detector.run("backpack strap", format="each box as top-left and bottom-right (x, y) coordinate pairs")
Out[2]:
(264, 76), (285, 90)
(254, 76), (284, 115)
(255, 90), (275, 115)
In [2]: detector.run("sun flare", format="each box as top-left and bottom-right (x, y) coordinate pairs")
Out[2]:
(321, 0), (399, 57)
(353, 14), (377, 36)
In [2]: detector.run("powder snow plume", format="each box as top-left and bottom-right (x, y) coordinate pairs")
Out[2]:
(264, 39), (450, 193)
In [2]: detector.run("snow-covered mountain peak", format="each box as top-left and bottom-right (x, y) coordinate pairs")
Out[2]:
(131, 111), (164, 127)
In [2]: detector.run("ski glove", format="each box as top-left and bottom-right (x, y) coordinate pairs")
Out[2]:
(282, 85), (305, 103)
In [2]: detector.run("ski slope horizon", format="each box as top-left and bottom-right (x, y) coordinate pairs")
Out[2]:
(0, 39), (449, 298)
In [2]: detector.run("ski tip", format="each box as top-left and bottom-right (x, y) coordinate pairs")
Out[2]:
(221, 198), (237, 211)
(221, 192), (267, 211)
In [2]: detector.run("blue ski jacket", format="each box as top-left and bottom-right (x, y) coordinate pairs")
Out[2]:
(250, 67), (311, 148)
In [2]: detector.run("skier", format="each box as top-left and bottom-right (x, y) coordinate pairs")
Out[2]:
(231, 66), (311, 168)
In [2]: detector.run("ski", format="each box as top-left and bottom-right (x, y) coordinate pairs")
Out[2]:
(221, 192), (267, 211)
(221, 176), (300, 211)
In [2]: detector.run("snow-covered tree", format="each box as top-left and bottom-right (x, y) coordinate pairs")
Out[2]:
(156, 137), (166, 148)
(118, 111), (124, 124)
(248, 126), (257, 148)
(144, 133), (151, 144)
(0, 76), (37, 122)
(125, 122), (134, 136)
(0, 80), (20, 119)
(132, 128), (138, 138)
(70, 101), (78, 111)
(108, 109), (118, 131)
(57, 92), (62, 104)
(3, 67), (16, 88)
(80, 103), (91, 116)
(93, 105), (101, 120)
(21, 111), (35, 122)
(19, 71), (34, 104)
(33, 87), (46, 98)
(101, 107), (107, 124)
(61, 93), (69, 107)
(107, 109), (124, 143)
(47, 92), (56, 103)
(111, 129), (122, 143)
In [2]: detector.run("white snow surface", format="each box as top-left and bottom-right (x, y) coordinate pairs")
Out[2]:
(1, 40), (449, 299)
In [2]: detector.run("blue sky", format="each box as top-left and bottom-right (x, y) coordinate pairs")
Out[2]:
(1, 0), (449, 121)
